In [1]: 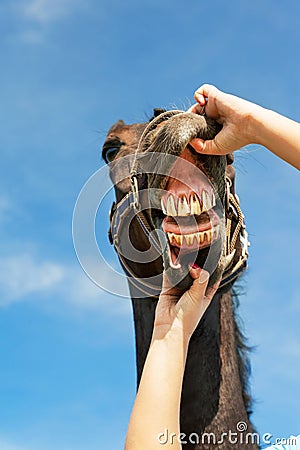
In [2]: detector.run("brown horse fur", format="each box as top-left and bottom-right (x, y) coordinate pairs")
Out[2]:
(102, 110), (257, 449)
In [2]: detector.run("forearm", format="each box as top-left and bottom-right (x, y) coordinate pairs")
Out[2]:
(125, 328), (189, 450)
(124, 270), (214, 450)
(249, 106), (300, 170)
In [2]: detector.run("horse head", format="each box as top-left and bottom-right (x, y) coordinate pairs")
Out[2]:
(103, 109), (248, 294)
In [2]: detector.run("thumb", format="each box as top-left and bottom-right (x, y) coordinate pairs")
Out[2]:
(185, 268), (210, 304)
(190, 137), (223, 155)
(203, 139), (223, 155)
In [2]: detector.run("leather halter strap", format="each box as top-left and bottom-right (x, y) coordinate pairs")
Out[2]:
(108, 183), (164, 297)
(109, 187), (161, 255)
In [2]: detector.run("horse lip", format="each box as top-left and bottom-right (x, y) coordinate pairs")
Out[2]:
(162, 210), (220, 235)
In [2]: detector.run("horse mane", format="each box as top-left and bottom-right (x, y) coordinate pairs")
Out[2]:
(231, 282), (255, 419)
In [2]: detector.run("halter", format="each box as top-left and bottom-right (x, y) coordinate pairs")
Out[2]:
(108, 110), (249, 296)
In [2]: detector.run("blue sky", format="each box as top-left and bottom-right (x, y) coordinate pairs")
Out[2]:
(0, 0), (299, 449)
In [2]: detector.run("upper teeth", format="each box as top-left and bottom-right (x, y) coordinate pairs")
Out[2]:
(190, 193), (201, 215)
(166, 195), (177, 216)
(161, 191), (216, 216)
(178, 196), (190, 216)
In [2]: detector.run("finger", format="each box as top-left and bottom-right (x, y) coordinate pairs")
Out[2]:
(194, 93), (206, 105)
(188, 263), (201, 280)
(189, 137), (226, 156)
(189, 138), (205, 153)
(187, 103), (205, 115)
(198, 270), (210, 285)
(189, 264), (210, 284)
(203, 139), (224, 155)
(189, 138), (219, 155)
(194, 83), (219, 104)
(186, 269), (210, 303)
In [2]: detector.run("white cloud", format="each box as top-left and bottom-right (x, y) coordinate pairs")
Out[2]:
(0, 252), (132, 317)
(0, 254), (64, 304)
(60, 263), (132, 317)
(0, 437), (29, 450)
(9, 0), (89, 45)
(20, 0), (87, 23)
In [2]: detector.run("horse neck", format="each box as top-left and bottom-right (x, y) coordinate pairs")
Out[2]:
(130, 286), (257, 450)
(130, 287), (158, 383)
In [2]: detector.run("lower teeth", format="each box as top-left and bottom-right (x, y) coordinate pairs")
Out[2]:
(167, 225), (219, 247)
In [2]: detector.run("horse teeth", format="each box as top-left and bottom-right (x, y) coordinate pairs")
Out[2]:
(167, 233), (182, 246)
(211, 191), (216, 207)
(202, 190), (212, 212)
(164, 191), (216, 216)
(166, 195), (177, 216)
(190, 234), (196, 245)
(178, 196), (190, 216)
(206, 230), (212, 242)
(184, 234), (193, 246)
(190, 194), (201, 215)
(201, 190), (208, 212)
(167, 225), (219, 248)
(169, 233), (175, 243)
(175, 234), (183, 245)
(161, 198), (167, 215)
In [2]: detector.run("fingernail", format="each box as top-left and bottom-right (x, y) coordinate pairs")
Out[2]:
(189, 262), (200, 269)
(198, 270), (209, 284)
(195, 94), (206, 105)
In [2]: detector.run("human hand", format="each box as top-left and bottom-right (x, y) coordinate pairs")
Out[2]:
(153, 266), (220, 342)
(188, 84), (263, 155)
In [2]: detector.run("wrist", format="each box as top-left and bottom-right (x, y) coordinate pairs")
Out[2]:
(152, 323), (191, 348)
(244, 103), (267, 145)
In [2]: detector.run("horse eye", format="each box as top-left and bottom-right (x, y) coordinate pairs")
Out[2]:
(103, 147), (120, 164)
